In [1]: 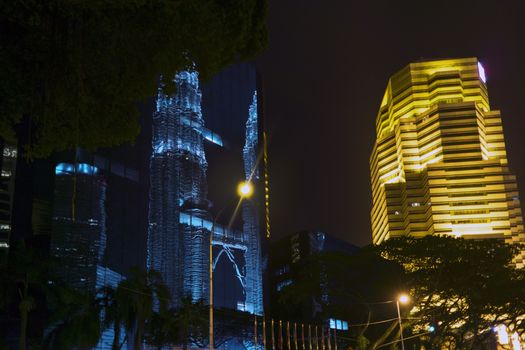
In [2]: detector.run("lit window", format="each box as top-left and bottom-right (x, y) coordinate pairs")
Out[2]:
(276, 279), (292, 292)
(478, 62), (487, 83)
(329, 318), (348, 331)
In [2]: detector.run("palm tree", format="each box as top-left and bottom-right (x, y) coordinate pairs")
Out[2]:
(43, 285), (102, 349)
(98, 285), (128, 350)
(145, 308), (179, 350)
(175, 296), (208, 350)
(4, 242), (50, 350)
(116, 268), (170, 350)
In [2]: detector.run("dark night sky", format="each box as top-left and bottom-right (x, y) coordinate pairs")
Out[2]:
(256, 0), (525, 246)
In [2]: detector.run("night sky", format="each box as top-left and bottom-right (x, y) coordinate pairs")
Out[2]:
(257, 0), (525, 246)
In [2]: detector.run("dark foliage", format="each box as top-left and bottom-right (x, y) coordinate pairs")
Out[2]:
(0, 0), (267, 158)
(375, 236), (525, 349)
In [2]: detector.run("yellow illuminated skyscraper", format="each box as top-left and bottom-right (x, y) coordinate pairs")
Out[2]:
(369, 57), (525, 267)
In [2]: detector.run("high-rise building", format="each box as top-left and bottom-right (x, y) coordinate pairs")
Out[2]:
(148, 65), (264, 314)
(148, 70), (213, 306)
(50, 150), (144, 350)
(51, 161), (107, 290)
(202, 63), (265, 315)
(369, 57), (525, 267)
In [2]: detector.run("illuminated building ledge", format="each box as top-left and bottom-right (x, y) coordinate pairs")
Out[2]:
(179, 211), (244, 241)
(56, 160), (139, 182)
(55, 163), (98, 176)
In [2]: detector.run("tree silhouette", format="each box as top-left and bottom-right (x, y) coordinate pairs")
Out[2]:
(115, 268), (170, 350)
(144, 308), (179, 350)
(2, 242), (52, 350)
(0, 0), (267, 159)
(98, 285), (128, 350)
(174, 296), (208, 350)
(375, 236), (525, 349)
(43, 286), (102, 349)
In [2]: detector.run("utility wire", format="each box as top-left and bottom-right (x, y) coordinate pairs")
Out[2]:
(345, 318), (398, 327)
(103, 285), (421, 329)
(376, 331), (432, 348)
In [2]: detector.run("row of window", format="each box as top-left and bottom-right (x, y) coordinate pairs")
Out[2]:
(329, 318), (348, 331)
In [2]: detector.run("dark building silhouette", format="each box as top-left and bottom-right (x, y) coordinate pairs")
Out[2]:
(268, 230), (405, 347)
(268, 230), (359, 325)
(49, 145), (149, 290)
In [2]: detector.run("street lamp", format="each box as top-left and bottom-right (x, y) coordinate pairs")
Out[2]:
(237, 181), (254, 198)
(396, 294), (410, 350)
(210, 181), (254, 350)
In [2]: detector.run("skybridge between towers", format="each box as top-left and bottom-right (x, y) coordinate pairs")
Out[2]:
(179, 211), (248, 251)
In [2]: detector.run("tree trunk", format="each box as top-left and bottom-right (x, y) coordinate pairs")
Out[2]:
(18, 306), (28, 350)
(182, 327), (188, 350)
(134, 319), (144, 350)
(18, 281), (32, 350)
(369, 321), (398, 350)
(112, 319), (121, 350)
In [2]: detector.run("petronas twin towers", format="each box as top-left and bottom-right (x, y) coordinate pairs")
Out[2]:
(148, 70), (263, 313)
(370, 58), (525, 267)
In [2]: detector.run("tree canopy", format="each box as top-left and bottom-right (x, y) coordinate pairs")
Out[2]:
(375, 236), (525, 349)
(277, 250), (403, 325)
(0, 0), (267, 158)
(274, 236), (525, 349)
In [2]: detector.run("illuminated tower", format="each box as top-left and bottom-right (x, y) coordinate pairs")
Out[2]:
(51, 162), (107, 290)
(148, 71), (212, 304)
(242, 91), (263, 314)
(370, 58), (525, 267)
(150, 66), (265, 314)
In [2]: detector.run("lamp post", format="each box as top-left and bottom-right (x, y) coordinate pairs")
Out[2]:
(396, 294), (410, 350)
(209, 181), (254, 350)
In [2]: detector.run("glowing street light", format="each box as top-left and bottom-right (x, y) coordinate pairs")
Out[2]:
(398, 293), (410, 304)
(396, 293), (410, 350)
(237, 181), (254, 198)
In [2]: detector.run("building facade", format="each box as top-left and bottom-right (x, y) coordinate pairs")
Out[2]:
(51, 161), (107, 290)
(369, 58), (525, 267)
(50, 150), (145, 349)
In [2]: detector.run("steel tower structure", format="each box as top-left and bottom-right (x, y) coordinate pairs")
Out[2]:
(242, 92), (264, 315)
